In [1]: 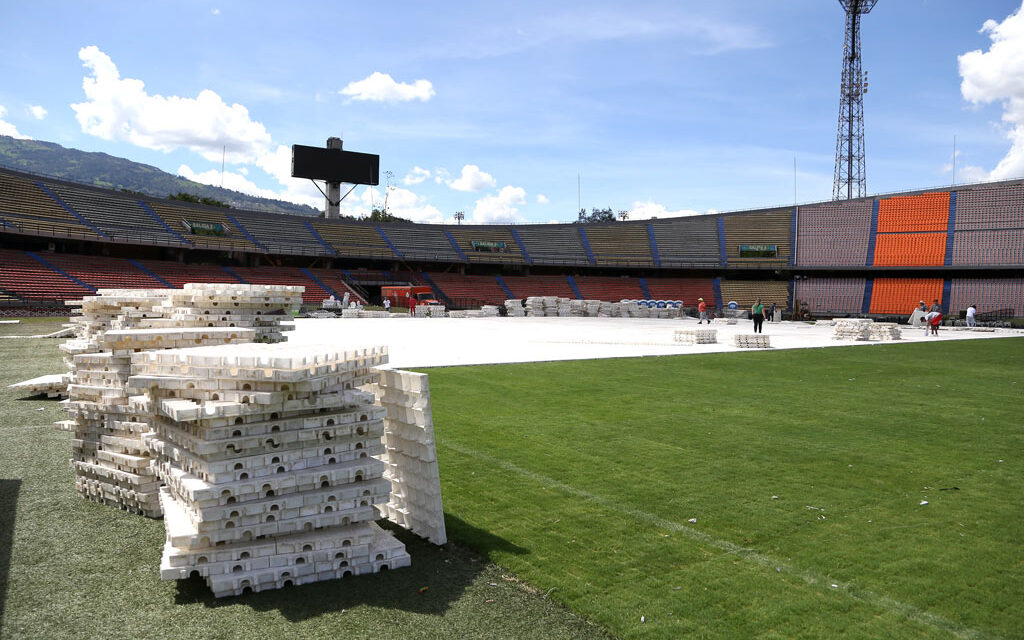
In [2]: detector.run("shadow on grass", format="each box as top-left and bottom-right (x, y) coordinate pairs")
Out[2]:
(173, 514), (528, 621)
(0, 480), (21, 631)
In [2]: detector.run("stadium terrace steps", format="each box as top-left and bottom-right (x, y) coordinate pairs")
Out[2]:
(868, 277), (944, 315)
(146, 201), (262, 253)
(796, 199), (873, 266)
(309, 220), (396, 259)
(380, 225), (462, 262)
(221, 266), (331, 304)
(0, 248), (96, 301)
(512, 226), (589, 265)
(793, 277), (867, 316)
(572, 276), (645, 301)
(229, 212), (324, 255)
(722, 208), (792, 265)
(582, 224), (653, 266)
(648, 216), (721, 267)
(427, 273), (510, 307)
(0, 172), (104, 239)
(643, 278), (716, 305)
(44, 182), (181, 245)
(719, 280), (788, 309)
(445, 227), (525, 264)
(501, 275), (577, 299)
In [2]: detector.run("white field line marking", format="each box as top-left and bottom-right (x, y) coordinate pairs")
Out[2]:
(441, 439), (997, 640)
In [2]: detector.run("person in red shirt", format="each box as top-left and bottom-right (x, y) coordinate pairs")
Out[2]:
(697, 298), (709, 324)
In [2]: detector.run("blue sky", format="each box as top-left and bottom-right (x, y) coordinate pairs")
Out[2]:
(2, 0), (1024, 224)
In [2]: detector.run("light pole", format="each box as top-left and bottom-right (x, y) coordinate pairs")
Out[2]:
(454, 211), (465, 225)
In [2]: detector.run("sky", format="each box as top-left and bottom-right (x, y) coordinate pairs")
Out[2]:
(2, 0), (1024, 225)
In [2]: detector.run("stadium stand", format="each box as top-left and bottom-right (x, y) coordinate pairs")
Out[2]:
(230, 211), (324, 255)
(513, 225), (589, 265)
(868, 278), (944, 315)
(648, 217), (720, 267)
(0, 171), (103, 240)
(446, 227), (525, 264)
(133, 260), (243, 287)
(642, 278), (716, 304)
(955, 182), (1024, 230)
(719, 280), (789, 308)
(0, 248), (96, 301)
(795, 199), (873, 266)
(428, 273), (509, 307)
(722, 209), (792, 265)
(147, 200), (262, 253)
(949, 278), (1024, 317)
(380, 225), (462, 262)
(582, 224), (653, 266)
(877, 192), (949, 233)
(35, 252), (168, 291)
(501, 274), (577, 299)
(951, 229), (1024, 266)
(573, 276), (645, 301)
(303, 268), (367, 304)
(793, 277), (866, 316)
(309, 220), (397, 259)
(872, 232), (947, 267)
(43, 181), (183, 246)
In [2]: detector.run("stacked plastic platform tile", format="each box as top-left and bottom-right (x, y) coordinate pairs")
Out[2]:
(130, 343), (411, 597)
(58, 285), (301, 517)
(364, 370), (447, 545)
(732, 334), (771, 348)
(673, 328), (718, 344)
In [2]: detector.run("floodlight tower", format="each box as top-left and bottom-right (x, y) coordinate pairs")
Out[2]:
(833, 0), (878, 201)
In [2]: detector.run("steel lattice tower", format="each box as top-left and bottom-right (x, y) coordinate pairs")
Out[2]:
(833, 0), (878, 200)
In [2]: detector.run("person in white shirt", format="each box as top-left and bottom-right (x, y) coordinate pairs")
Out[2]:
(383, 298), (391, 312)
(966, 304), (977, 327)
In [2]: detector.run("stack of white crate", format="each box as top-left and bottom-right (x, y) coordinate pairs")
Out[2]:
(7, 373), (68, 398)
(832, 319), (872, 341)
(364, 370), (447, 545)
(153, 284), (303, 343)
(674, 328), (718, 344)
(130, 342), (410, 597)
(867, 323), (902, 341)
(479, 305), (500, 317)
(732, 334), (771, 348)
(504, 300), (526, 316)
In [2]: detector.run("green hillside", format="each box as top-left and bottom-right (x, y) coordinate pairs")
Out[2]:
(0, 135), (320, 217)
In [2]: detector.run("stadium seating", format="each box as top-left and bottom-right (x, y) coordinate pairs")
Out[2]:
(573, 276), (645, 301)
(719, 280), (789, 309)
(868, 278), (943, 315)
(133, 260), (242, 287)
(877, 192), (949, 233)
(147, 200), (262, 253)
(722, 209), (792, 265)
(230, 211), (324, 255)
(43, 181), (184, 245)
(582, 224), (653, 266)
(648, 217), (720, 267)
(0, 172), (103, 239)
(446, 227), (525, 264)
(949, 278), (1024, 317)
(0, 248), (96, 301)
(427, 273), (509, 306)
(309, 220), (397, 259)
(955, 182), (1024, 231)
(795, 199), (873, 266)
(872, 232), (946, 267)
(380, 225), (462, 262)
(501, 275), (577, 299)
(35, 253), (168, 291)
(793, 277), (866, 315)
(513, 226), (589, 265)
(642, 278), (716, 304)
(303, 268), (367, 304)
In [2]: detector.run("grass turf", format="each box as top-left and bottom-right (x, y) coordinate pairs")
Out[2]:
(1, 318), (1021, 639)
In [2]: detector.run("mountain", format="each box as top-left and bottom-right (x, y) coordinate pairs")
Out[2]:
(0, 135), (321, 217)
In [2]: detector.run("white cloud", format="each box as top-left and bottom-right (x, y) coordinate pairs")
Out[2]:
(448, 164), (496, 192)
(472, 185), (527, 224)
(71, 46), (273, 165)
(433, 168), (452, 185)
(28, 105), (47, 120)
(403, 166), (431, 185)
(536, 194), (549, 204)
(0, 105), (30, 139)
(342, 186), (444, 223)
(212, 8), (221, 15)
(340, 72), (434, 103)
(958, 3), (1024, 179)
(628, 200), (708, 219)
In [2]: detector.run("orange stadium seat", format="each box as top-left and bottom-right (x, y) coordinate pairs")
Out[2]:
(872, 232), (946, 267)
(868, 278), (943, 314)
(876, 192), (949, 233)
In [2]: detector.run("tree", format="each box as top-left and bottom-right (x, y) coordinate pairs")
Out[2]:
(575, 207), (616, 223)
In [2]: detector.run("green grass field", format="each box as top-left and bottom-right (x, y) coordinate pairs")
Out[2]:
(2, 318), (1022, 639)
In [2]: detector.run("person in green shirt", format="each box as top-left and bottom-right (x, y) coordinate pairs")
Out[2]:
(751, 298), (765, 333)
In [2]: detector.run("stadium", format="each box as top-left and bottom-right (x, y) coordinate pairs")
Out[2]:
(3, 1), (1024, 639)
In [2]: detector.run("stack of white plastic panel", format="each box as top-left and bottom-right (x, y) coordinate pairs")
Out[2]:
(130, 342), (410, 597)
(150, 283), (303, 343)
(7, 373), (69, 398)
(833, 319), (871, 341)
(673, 329), (718, 344)
(364, 369), (446, 546)
(867, 323), (902, 341)
(504, 300), (525, 316)
(427, 305), (447, 318)
(732, 334), (771, 348)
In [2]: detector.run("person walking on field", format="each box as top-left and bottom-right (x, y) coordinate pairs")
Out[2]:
(966, 303), (977, 328)
(697, 298), (709, 324)
(751, 298), (766, 334)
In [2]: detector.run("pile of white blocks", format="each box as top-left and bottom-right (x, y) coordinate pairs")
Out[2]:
(341, 309), (391, 319)
(673, 329), (718, 344)
(364, 370), (446, 545)
(732, 334), (771, 348)
(713, 317), (739, 325)
(412, 305), (447, 318)
(867, 322), (902, 341)
(56, 285), (302, 517)
(129, 342), (412, 597)
(504, 300), (526, 317)
(479, 305), (500, 317)
(832, 319), (902, 341)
